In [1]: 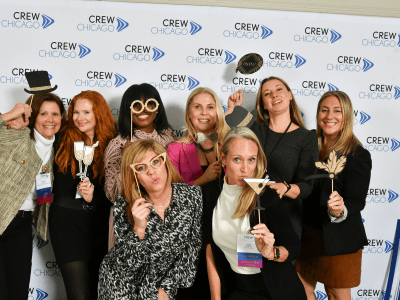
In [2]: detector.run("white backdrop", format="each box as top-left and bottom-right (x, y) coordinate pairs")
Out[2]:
(1, 0), (400, 299)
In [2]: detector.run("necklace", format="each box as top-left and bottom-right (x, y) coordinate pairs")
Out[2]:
(195, 142), (214, 153)
(146, 190), (172, 212)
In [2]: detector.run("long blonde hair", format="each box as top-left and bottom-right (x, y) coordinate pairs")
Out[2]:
(221, 127), (267, 219)
(256, 76), (305, 128)
(121, 139), (184, 226)
(180, 87), (228, 145)
(316, 91), (361, 159)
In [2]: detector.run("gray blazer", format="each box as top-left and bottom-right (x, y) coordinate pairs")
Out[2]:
(0, 116), (53, 240)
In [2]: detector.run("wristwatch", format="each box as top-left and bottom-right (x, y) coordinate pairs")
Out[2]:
(283, 181), (291, 194)
(268, 246), (280, 261)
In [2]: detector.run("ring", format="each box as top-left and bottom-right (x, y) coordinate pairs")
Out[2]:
(88, 183), (92, 187)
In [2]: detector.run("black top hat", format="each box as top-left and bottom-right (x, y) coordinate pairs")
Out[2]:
(24, 71), (57, 94)
(225, 106), (257, 129)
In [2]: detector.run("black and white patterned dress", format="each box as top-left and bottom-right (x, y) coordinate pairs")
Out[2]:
(98, 183), (203, 300)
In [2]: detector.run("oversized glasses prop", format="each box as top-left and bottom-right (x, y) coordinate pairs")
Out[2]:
(74, 141), (99, 180)
(130, 152), (166, 198)
(130, 98), (159, 142)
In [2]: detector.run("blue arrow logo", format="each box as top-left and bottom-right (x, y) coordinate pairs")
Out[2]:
(391, 138), (400, 151)
(36, 289), (48, 300)
(394, 86), (400, 100)
(359, 111), (371, 125)
(385, 241), (394, 253)
(222, 105), (228, 113)
(316, 291), (327, 300)
(224, 50), (237, 64)
(330, 30), (342, 43)
(328, 83), (339, 91)
(41, 14), (54, 29)
(37, 235), (49, 249)
(116, 17), (129, 32)
(190, 21), (202, 35)
(362, 218), (365, 223)
(398, 34), (400, 47)
(187, 76), (200, 90)
(114, 73), (127, 88)
(362, 58), (374, 72)
(78, 44), (91, 58)
(294, 54), (306, 68)
(261, 26), (273, 39)
(388, 190), (399, 203)
(152, 47), (165, 61)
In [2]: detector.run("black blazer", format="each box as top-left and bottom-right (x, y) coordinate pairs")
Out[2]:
(303, 145), (371, 256)
(203, 176), (307, 300)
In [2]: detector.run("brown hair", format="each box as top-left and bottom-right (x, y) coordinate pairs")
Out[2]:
(221, 127), (267, 219)
(121, 139), (184, 227)
(26, 92), (67, 140)
(55, 90), (118, 181)
(316, 91), (361, 158)
(255, 76), (305, 128)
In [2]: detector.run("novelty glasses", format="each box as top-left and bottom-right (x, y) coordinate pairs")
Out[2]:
(130, 98), (159, 114)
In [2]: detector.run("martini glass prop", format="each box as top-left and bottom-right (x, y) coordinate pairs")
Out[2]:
(74, 142), (85, 177)
(307, 150), (347, 192)
(236, 53), (264, 90)
(80, 141), (99, 180)
(244, 176), (271, 224)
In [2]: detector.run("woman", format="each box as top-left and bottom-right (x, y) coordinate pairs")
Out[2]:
(0, 92), (65, 300)
(295, 91), (371, 300)
(226, 77), (319, 238)
(104, 83), (175, 248)
(49, 90), (117, 300)
(99, 139), (202, 300)
(168, 87), (227, 186)
(203, 126), (306, 300)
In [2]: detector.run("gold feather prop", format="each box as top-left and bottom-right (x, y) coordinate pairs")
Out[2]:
(315, 150), (347, 192)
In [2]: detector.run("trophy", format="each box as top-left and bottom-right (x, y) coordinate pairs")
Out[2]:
(74, 141), (85, 177)
(80, 141), (99, 179)
(244, 176), (271, 224)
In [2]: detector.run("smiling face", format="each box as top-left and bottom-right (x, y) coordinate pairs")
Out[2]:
(188, 92), (218, 135)
(261, 79), (292, 116)
(136, 149), (168, 194)
(73, 98), (97, 139)
(222, 137), (258, 187)
(318, 95), (344, 140)
(131, 99), (157, 133)
(34, 101), (62, 140)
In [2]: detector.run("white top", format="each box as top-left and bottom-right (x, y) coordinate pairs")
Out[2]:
(20, 129), (54, 211)
(212, 176), (260, 274)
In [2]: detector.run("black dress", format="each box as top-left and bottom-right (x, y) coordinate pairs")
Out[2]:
(251, 123), (319, 238)
(49, 140), (111, 270)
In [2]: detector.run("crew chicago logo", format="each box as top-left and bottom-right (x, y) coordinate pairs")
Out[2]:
(28, 288), (48, 300)
(75, 71), (127, 88)
(39, 42), (91, 59)
(353, 110), (371, 125)
(362, 31), (400, 47)
(363, 239), (393, 254)
(150, 74), (200, 91)
(367, 188), (399, 204)
(294, 27), (342, 44)
(359, 83), (400, 100)
(223, 22), (273, 40)
(113, 45), (165, 62)
(151, 19), (202, 36)
(327, 56), (374, 72)
(292, 81), (339, 97)
(364, 136), (400, 152)
(2, 12), (54, 29)
(354, 289), (392, 299)
(0, 68), (39, 85)
(221, 77), (259, 94)
(187, 48), (236, 65)
(77, 15), (129, 32)
(264, 52), (307, 69)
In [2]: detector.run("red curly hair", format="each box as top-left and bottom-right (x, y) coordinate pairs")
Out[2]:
(55, 91), (118, 181)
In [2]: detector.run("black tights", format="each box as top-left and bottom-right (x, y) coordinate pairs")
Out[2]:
(59, 260), (100, 300)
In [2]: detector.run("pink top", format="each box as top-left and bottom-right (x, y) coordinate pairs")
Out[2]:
(103, 129), (175, 202)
